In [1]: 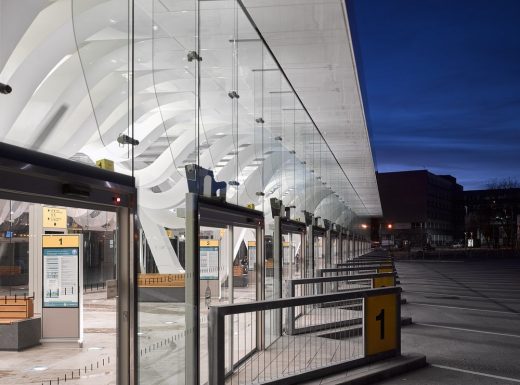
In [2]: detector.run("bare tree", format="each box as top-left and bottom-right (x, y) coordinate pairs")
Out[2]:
(486, 177), (520, 190)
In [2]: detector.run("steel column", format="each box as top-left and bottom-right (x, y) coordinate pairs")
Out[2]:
(185, 193), (200, 385)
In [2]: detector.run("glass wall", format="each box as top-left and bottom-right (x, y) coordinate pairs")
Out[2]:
(0, 0), (370, 383)
(0, 199), (117, 384)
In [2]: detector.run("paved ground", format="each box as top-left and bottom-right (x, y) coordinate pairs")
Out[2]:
(0, 290), (116, 385)
(379, 258), (520, 384)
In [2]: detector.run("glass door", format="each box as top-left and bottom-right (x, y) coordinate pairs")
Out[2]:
(187, 194), (264, 385)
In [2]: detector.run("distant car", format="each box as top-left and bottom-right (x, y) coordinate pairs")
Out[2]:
(451, 242), (463, 248)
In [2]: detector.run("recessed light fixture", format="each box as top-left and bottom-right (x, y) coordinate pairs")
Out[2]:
(88, 347), (104, 351)
(32, 366), (48, 372)
(137, 332), (145, 336)
(164, 321), (175, 325)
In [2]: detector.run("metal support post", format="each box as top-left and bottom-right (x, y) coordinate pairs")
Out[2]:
(306, 225), (314, 279)
(273, 216), (282, 299)
(117, 206), (135, 385)
(273, 216), (282, 336)
(338, 230), (343, 264)
(346, 231), (350, 261)
(256, 225), (265, 349)
(185, 193), (200, 385)
(226, 225), (234, 369)
(325, 229), (332, 268)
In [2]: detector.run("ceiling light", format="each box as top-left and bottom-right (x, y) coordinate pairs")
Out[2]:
(32, 366), (48, 372)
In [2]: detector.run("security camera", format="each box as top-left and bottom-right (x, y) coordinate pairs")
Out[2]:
(0, 83), (12, 94)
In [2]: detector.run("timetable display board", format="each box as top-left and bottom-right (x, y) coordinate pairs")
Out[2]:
(247, 241), (256, 271)
(283, 241), (290, 263)
(200, 239), (219, 280)
(42, 235), (80, 308)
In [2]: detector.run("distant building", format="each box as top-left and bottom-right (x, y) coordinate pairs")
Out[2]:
(464, 188), (520, 248)
(375, 170), (464, 248)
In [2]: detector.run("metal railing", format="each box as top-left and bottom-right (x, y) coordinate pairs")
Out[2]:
(336, 259), (394, 268)
(286, 272), (396, 335)
(318, 265), (395, 278)
(208, 286), (401, 385)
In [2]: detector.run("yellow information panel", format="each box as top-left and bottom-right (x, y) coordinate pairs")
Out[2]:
(365, 293), (398, 356)
(42, 234), (80, 248)
(42, 207), (67, 229)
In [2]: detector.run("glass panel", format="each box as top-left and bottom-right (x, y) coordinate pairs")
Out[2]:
(232, 226), (257, 364)
(314, 235), (325, 275)
(135, 0), (197, 383)
(0, 199), (117, 384)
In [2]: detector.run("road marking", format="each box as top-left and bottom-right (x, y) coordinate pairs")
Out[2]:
(397, 260), (464, 263)
(404, 284), (520, 293)
(416, 323), (520, 339)
(405, 290), (520, 302)
(410, 302), (520, 315)
(432, 364), (520, 383)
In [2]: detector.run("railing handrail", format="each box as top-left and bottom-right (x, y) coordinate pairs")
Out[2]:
(208, 286), (402, 385)
(318, 265), (394, 274)
(208, 286), (401, 316)
(337, 260), (393, 266)
(288, 272), (395, 286)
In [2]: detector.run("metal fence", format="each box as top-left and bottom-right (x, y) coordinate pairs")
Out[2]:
(318, 264), (395, 278)
(286, 272), (396, 335)
(336, 259), (394, 268)
(208, 286), (401, 385)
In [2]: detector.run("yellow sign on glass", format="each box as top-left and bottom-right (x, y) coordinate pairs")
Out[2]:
(42, 234), (80, 248)
(42, 207), (67, 229)
(365, 294), (398, 356)
(200, 239), (219, 247)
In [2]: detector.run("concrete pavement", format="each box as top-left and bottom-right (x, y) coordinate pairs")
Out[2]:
(379, 258), (520, 384)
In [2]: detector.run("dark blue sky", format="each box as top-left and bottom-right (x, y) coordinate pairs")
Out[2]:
(347, 0), (520, 190)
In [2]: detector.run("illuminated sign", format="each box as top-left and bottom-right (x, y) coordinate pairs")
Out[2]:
(42, 235), (80, 308)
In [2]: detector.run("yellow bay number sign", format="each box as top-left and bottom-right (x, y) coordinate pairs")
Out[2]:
(373, 267), (395, 288)
(42, 234), (80, 248)
(365, 293), (398, 356)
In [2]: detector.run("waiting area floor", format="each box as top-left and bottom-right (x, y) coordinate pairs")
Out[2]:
(0, 290), (117, 385)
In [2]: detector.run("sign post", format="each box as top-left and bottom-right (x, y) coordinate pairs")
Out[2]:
(41, 234), (83, 345)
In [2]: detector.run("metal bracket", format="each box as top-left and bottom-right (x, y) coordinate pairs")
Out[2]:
(117, 134), (139, 146)
(187, 51), (202, 62)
